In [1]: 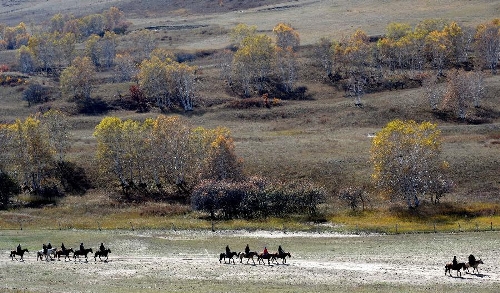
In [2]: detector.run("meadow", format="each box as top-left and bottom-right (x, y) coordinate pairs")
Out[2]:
(2, 229), (500, 293)
(0, 0), (498, 243)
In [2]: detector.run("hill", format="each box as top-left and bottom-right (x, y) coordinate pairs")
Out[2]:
(0, 0), (498, 220)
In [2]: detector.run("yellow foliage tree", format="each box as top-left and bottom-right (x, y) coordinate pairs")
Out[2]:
(371, 120), (451, 208)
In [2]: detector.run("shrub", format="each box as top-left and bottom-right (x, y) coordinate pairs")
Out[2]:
(191, 176), (326, 220)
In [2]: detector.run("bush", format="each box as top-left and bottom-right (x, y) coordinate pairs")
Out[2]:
(0, 172), (20, 209)
(191, 176), (326, 220)
(22, 83), (49, 106)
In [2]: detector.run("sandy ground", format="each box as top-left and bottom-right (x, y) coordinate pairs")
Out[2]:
(1, 230), (499, 292)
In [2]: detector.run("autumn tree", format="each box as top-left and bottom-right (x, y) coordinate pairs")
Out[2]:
(138, 54), (197, 111)
(232, 33), (274, 96)
(60, 56), (96, 104)
(85, 34), (102, 67)
(273, 23), (300, 51)
(371, 120), (450, 209)
(474, 19), (500, 74)
(441, 69), (485, 119)
(273, 23), (300, 93)
(3, 22), (29, 50)
(42, 110), (71, 162)
(17, 45), (35, 74)
(8, 117), (54, 194)
(114, 53), (137, 82)
(315, 37), (334, 78)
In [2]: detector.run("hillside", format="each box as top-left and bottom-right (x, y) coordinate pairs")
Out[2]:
(0, 0), (498, 215)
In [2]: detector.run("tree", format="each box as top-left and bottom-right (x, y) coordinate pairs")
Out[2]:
(22, 83), (49, 106)
(425, 30), (451, 76)
(17, 45), (35, 74)
(8, 117), (55, 194)
(85, 34), (101, 67)
(441, 69), (485, 119)
(166, 61), (197, 111)
(474, 19), (500, 74)
(138, 55), (171, 108)
(60, 56), (96, 103)
(370, 120), (450, 209)
(273, 23), (300, 51)
(100, 31), (117, 69)
(42, 110), (71, 162)
(232, 33), (274, 96)
(114, 53), (137, 82)
(315, 37), (334, 78)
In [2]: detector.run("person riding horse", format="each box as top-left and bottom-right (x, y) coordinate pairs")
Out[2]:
(61, 243), (66, 252)
(80, 243), (85, 253)
(245, 244), (250, 256)
(452, 256), (457, 267)
(225, 245), (231, 256)
(468, 254), (476, 266)
(100, 243), (105, 252)
(17, 244), (22, 254)
(43, 243), (47, 254)
(263, 247), (268, 255)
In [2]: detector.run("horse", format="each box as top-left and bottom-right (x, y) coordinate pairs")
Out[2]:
(274, 252), (291, 264)
(219, 251), (239, 264)
(94, 248), (111, 262)
(73, 248), (93, 261)
(258, 252), (278, 265)
(465, 259), (484, 274)
(239, 251), (258, 265)
(37, 248), (57, 261)
(10, 249), (29, 261)
(56, 248), (74, 261)
(445, 262), (467, 277)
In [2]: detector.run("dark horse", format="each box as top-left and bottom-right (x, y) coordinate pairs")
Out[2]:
(445, 262), (467, 277)
(239, 251), (258, 265)
(74, 248), (93, 261)
(219, 251), (239, 264)
(465, 259), (484, 274)
(10, 249), (29, 261)
(258, 253), (278, 265)
(56, 248), (74, 261)
(94, 248), (111, 262)
(274, 252), (291, 264)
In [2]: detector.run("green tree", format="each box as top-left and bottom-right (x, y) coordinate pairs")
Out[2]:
(370, 120), (450, 209)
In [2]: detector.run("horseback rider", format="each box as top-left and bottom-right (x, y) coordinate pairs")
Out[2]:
(245, 244), (250, 256)
(452, 256), (457, 267)
(263, 247), (268, 255)
(468, 254), (476, 266)
(80, 242), (85, 253)
(278, 245), (284, 255)
(47, 242), (52, 250)
(100, 242), (105, 252)
(43, 243), (47, 254)
(225, 245), (231, 256)
(17, 244), (22, 254)
(61, 243), (66, 252)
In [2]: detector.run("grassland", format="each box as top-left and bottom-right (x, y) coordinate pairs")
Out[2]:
(0, 0), (499, 231)
(2, 229), (500, 293)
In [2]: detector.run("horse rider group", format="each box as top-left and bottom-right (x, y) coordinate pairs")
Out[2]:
(226, 244), (286, 257)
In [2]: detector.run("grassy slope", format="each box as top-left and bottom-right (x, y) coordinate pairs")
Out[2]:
(0, 0), (499, 230)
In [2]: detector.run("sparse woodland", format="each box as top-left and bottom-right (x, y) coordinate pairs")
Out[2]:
(0, 5), (499, 222)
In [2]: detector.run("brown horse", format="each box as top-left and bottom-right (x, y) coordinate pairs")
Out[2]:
(239, 251), (258, 265)
(56, 248), (74, 261)
(73, 248), (93, 261)
(219, 251), (238, 264)
(258, 252), (278, 265)
(10, 249), (29, 261)
(445, 262), (466, 277)
(465, 259), (484, 274)
(94, 248), (111, 262)
(274, 252), (291, 264)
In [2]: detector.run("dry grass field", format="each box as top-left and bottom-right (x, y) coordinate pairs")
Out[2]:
(0, 1), (498, 223)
